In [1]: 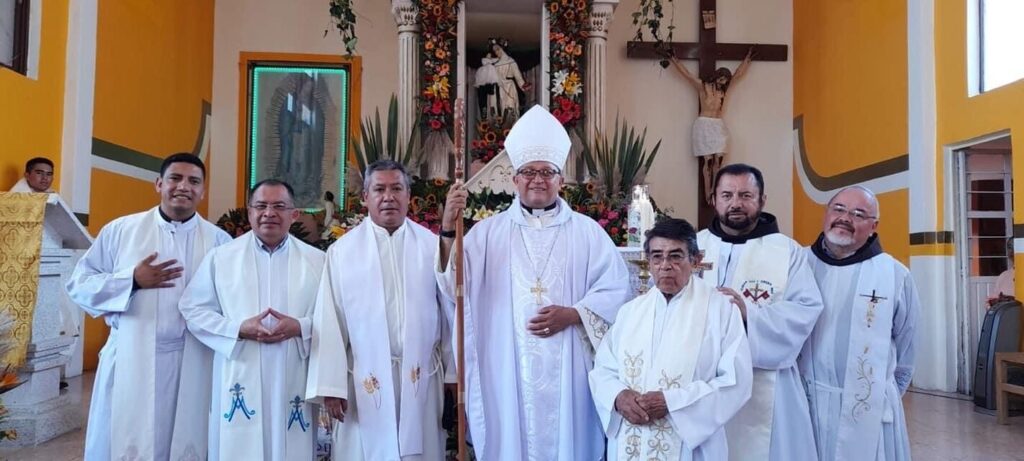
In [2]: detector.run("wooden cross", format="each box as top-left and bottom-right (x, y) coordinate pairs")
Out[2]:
(531, 277), (547, 305)
(626, 0), (788, 228)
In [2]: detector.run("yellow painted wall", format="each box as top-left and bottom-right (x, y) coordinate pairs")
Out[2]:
(0, 0), (68, 188)
(83, 0), (216, 370)
(792, 0), (910, 263)
(934, 1), (1024, 228)
(934, 1), (1024, 349)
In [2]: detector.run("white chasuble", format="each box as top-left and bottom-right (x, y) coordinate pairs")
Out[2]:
(699, 232), (788, 461)
(436, 197), (631, 461)
(590, 277), (753, 461)
(511, 221), (568, 459)
(614, 279), (710, 460)
(307, 219), (447, 460)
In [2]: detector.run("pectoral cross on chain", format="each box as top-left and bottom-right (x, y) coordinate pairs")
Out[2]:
(531, 277), (547, 305)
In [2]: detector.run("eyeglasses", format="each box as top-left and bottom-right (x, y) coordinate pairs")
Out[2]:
(647, 252), (689, 266)
(250, 203), (295, 212)
(517, 168), (561, 180)
(828, 204), (876, 221)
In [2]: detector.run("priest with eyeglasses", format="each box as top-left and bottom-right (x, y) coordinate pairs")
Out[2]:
(439, 105), (631, 460)
(798, 186), (919, 461)
(590, 218), (752, 460)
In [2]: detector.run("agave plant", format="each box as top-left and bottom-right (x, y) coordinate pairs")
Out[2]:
(582, 116), (662, 197)
(351, 94), (421, 183)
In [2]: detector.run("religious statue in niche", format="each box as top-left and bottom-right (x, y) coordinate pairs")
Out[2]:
(669, 48), (752, 204)
(478, 38), (530, 121)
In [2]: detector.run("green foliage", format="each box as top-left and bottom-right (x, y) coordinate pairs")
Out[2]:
(582, 115), (662, 197)
(351, 95), (421, 180)
(328, 0), (358, 55)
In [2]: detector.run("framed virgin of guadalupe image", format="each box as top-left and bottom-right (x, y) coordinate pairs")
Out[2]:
(245, 61), (353, 210)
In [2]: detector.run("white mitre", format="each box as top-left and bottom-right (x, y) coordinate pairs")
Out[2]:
(505, 105), (571, 171)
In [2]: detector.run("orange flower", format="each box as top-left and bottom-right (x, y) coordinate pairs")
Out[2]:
(549, 2), (558, 13)
(425, 40), (435, 51)
(434, 178), (446, 186)
(435, 48), (447, 59)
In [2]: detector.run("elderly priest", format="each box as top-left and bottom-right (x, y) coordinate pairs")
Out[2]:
(590, 218), (752, 460)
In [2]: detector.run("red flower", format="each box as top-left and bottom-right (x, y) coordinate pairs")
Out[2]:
(610, 227), (619, 235)
(429, 119), (443, 130)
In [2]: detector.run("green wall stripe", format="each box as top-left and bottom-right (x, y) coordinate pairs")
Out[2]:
(92, 138), (163, 173)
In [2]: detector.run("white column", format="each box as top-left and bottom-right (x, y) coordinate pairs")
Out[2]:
(908, 0), (956, 393)
(392, 0), (420, 145)
(60, 0), (97, 218)
(585, 0), (618, 145)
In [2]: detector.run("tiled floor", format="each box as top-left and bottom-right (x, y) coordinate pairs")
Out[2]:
(2, 375), (1023, 460)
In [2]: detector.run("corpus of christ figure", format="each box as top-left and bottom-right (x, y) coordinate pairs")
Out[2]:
(669, 48), (752, 205)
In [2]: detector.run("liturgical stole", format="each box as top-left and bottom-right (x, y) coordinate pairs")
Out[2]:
(111, 208), (214, 460)
(336, 220), (441, 460)
(806, 254), (896, 460)
(698, 232), (790, 461)
(613, 277), (712, 461)
(214, 233), (321, 460)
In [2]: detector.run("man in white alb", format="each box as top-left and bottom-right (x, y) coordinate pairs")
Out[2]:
(440, 105), (631, 460)
(307, 160), (454, 460)
(176, 179), (325, 460)
(66, 153), (231, 460)
(591, 218), (752, 460)
(695, 163), (824, 461)
(799, 186), (919, 461)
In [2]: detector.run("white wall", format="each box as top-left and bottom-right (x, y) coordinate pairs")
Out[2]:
(606, 0), (793, 232)
(209, 0), (399, 216)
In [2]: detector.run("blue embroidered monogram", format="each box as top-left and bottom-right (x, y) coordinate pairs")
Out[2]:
(223, 383), (256, 422)
(287, 396), (309, 432)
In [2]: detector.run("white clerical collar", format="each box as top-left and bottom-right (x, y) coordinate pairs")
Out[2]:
(155, 207), (199, 233)
(369, 218), (407, 238)
(254, 234), (289, 255)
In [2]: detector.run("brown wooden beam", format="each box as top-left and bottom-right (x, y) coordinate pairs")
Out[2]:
(626, 42), (788, 62)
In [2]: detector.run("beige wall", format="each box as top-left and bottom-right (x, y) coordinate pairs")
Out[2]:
(209, 0), (398, 216)
(606, 0), (793, 232)
(208, 0), (793, 228)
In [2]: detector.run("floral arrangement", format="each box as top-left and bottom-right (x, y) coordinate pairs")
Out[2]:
(546, 0), (590, 127)
(418, 0), (459, 132)
(327, 0), (358, 55)
(470, 117), (511, 163)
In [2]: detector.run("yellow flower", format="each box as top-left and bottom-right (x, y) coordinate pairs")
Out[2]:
(562, 71), (581, 96)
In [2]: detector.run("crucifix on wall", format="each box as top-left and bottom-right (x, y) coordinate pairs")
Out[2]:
(627, 0), (788, 227)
